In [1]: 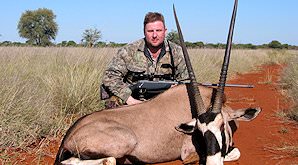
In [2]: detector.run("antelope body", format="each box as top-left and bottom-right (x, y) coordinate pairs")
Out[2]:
(55, 0), (262, 164)
(55, 84), (260, 164)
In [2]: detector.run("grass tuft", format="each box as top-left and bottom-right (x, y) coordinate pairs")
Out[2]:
(264, 143), (298, 159)
(280, 54), (298, 122)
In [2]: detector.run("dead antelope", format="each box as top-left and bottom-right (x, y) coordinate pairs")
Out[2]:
(55, 0), (261, 164)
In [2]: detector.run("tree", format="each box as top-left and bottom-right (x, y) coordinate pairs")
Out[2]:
(0, 41), (12, 46)
(58, 40), (77, 47)
(166, 30), (180, 45)
(17, 8), (58, 46)
(268, 40), (282, 49)
(67, 41), (77, 47)
(193, 41), (204, 48)
(95, 41), (107, 47)
(59, 41), (68, 47)
(282, 44), (289, 49)
(81, 28), (101, 47)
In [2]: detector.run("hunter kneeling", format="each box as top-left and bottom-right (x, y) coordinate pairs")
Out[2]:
(101, 12), (189, 108)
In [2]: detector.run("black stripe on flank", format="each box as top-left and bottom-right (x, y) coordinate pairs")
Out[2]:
(204, 130), (220, 156)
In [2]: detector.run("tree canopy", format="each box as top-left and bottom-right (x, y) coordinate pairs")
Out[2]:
(268, 40), (283, 49)
(166, 30), (180, 45)
(81, 28), (102, 47)
(17, 8), (58, 46)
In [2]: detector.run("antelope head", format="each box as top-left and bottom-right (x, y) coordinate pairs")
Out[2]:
(173, 0), (260, 164)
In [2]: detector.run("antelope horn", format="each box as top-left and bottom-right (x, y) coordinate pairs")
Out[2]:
(212, 0), (238, 113)
(173, 5), (205, 116)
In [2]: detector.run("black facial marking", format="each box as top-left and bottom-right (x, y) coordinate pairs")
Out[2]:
(179, 123), (194, 130)
(175, 123), (195, 134)
(192, 129), (207, 164)
(204, 130), (221, 156)
(228, 120), (237, 136)
(198, 110), (219, 124)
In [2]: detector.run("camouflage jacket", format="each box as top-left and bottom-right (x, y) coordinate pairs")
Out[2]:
(102, 38), (189, 102)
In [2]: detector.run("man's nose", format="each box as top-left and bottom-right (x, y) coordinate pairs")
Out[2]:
(153, 31), (157, 37)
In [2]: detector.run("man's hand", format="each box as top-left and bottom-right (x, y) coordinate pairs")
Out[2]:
(126, 96), (143, 105)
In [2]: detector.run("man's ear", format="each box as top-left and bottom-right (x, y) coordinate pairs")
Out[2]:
(175, 119), (197, 134)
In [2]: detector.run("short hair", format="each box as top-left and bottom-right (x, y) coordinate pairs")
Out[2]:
(143, 12), (165, 29)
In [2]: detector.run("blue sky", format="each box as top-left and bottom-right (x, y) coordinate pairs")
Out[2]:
(0, 0), (297, 45)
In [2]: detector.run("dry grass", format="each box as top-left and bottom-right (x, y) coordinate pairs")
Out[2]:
(264, 143), (298, 159)
(280, 53), (298, 122)
(188, 48), (287, 82)
(258, 68), (273, 85)
(0, 46), (295, 150)
(0, 47), (115, 148)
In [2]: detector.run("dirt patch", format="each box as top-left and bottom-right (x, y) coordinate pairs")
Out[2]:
(2, 64), (297, 165)
(155, 64), (298, 165)
(224, 64), (298, 165)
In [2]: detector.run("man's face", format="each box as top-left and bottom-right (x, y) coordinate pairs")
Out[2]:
(144, 21), (167, 48)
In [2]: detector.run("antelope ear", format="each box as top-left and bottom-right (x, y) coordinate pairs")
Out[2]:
(175, 119), (197, 134)
(228, 107), (262, 121)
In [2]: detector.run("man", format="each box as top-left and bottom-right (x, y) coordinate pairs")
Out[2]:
(102, 12), (189, 106)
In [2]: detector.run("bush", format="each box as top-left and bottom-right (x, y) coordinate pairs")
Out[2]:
(268, 40), (283, 49)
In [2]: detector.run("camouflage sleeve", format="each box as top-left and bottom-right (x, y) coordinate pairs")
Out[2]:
(102, 48), (132, 102)
(173, 46), (189, 81)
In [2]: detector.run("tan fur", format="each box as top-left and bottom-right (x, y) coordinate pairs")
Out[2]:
(56, 83), (262, 164)
(56, 84), (236, 164)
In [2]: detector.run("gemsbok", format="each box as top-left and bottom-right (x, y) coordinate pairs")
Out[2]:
(55, 0), (261, 164)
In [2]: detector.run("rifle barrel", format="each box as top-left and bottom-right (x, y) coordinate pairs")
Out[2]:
(200, 83), (254, 88)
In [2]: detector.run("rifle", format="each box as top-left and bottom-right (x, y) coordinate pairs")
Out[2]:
(129, 80), (254, 100)
(129, 80), (177, 100)
(130, 80), (253, 90)
(101, 80), (254, 100)
(129, 80), (182, 93)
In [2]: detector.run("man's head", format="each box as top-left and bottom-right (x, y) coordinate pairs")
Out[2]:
(143, 12), (167, 49)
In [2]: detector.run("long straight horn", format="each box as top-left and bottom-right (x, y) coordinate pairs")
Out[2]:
(212, 0), (238, 113)
(173, 5), (205, 115)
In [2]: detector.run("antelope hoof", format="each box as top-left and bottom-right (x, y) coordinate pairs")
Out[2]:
(61, 157), (116, 165)
(224, 147), (240, 162)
